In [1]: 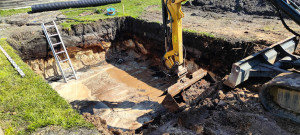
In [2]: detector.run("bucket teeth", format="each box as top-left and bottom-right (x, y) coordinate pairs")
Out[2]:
(161, 94), (180, 112)
(161, 69), (207, 112)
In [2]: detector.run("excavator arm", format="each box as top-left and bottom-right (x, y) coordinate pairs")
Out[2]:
(162, 0), (187, 77)
(161, 0), (300, 117)
(160, 0), (208, 111)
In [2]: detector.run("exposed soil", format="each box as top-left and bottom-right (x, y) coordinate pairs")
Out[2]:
(0, 1), (300, 134)
(30, 33), (300, 135)
(136, 3), (300, 134)
(140, 3), (300, 43)
(136, 76), (300, 134)
(32, 126), (99, 135)
(191, 0), (275, 16)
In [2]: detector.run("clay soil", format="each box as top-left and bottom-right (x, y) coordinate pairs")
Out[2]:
(134, 3), (300, 135)
(1, 1), (300, 135)
(140, 3), (299, 44)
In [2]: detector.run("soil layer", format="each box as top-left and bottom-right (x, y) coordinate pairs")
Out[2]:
(0, 5), (300, 134)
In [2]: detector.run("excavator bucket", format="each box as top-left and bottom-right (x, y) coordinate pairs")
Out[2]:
(224, 36), (299, 88)
(161, 69), (207, 112)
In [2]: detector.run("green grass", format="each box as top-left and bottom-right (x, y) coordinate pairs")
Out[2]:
(0, 38), (93, 134)
(181, 0), (190, 5)
(183, 29), (215, 38)
(263, 25), (275, 32)
(0, 3), (215, 133)
(0, 8), (31, 17)
(60, 0), (161, 28)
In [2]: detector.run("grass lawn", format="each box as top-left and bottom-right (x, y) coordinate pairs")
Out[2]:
(0, 1), (162, 134)
(0, 38), (93, 134)
(0, 0), (162, 29)
(0, 8), (31, 17)
(183, 29), (215, 38)
(60, 0), (161, 28)
(0, 0), (208, 134)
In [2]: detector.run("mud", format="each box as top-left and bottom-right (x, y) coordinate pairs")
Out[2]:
(48, 37), (178, 131)
(81, 113), (133, 135)
(191, 0), (275, 16)
(140, 3), (300, 44)
(4, 17), (268, 79)
(1, 9), (300, 134)
(190, 0), (300, 16)
(44, 32), (298, 135)
(138, 81), (300, 135)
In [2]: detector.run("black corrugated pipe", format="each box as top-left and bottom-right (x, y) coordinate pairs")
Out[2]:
(31, 0), (121, 12)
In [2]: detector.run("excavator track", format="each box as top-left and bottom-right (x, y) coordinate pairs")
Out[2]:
(260, 72), (300, 123)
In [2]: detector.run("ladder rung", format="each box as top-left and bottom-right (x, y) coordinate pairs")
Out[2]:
(63, 67), (72, 72)
(46, 25), (55, 28)
(60, 59), (69, 63)
(66, 74), (76, 78)
(52, 42), (62, 46)
(42, 22), (77, 83)
(49, 34), (59, 37)
(55, 51), (65, 55)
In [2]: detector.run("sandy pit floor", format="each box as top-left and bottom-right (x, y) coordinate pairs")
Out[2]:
(49, 59), (175, 131)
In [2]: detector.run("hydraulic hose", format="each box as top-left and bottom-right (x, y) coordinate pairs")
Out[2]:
(278, 10), (300, 36)
(31, 0), (121, 12)
(269, 0), (300, 25)
(165, 0), (173, 51)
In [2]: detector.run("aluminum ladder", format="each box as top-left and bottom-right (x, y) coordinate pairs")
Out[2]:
(42, 21), (77, 83)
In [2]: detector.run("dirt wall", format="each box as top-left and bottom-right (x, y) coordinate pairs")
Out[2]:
(124, 18), (263, 76)
(7, 17), (266, 77)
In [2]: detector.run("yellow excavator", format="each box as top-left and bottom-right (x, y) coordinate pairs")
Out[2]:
(160, 0), (300, 123)
(160, 0), (208, 112)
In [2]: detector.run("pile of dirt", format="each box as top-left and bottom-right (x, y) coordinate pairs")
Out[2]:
(190, 0), (299, 16)
(83, 113), (135, 135)
(2, 8), (300, 135)
(138, 78), (300, 134)
(82, 113), (111, 134)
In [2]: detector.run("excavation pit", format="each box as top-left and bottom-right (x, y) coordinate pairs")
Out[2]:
(48, 38), (178, 130)
(6, 17), (270, 132)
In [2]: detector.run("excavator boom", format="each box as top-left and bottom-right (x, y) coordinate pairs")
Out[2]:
(160, 0), (208, 111)
(162, 0), (185, 69)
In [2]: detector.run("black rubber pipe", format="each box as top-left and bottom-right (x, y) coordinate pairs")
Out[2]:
(269, 0), (300, 25)
(31, 0), (121, 12)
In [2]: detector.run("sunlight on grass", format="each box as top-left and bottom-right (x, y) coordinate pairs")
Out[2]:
(60, 0), (161, 29)
(183, 29), (215, 38)
(0, 8), (31, 17)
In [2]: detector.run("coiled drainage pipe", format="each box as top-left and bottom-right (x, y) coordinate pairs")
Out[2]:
(31, 0), (121, 12)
